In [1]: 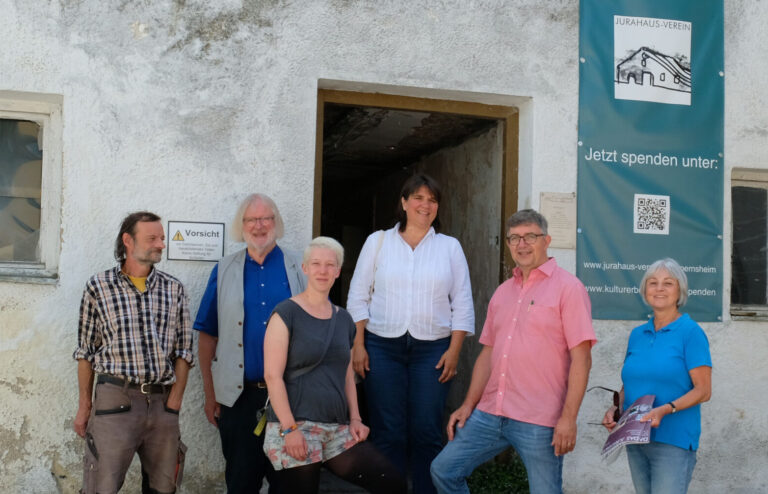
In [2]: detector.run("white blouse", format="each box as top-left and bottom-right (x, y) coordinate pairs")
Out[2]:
(346, 225), (475, 341)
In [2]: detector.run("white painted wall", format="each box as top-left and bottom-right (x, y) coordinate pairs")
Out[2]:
(0, 1), (765, 492)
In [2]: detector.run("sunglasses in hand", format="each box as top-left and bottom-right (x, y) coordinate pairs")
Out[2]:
(587, 386), (621, 426)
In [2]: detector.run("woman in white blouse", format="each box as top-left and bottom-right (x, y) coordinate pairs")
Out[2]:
(347, 174), (475, 494)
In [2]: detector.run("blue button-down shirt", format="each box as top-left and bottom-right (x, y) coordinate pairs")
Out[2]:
(194, 246), (292, 381)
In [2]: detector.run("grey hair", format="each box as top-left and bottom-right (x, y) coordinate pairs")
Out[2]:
(505, 209), (548, 235)
(230, 193), (285, 242)
(303, 236), (344, 267)
(640, 258), (689, 308)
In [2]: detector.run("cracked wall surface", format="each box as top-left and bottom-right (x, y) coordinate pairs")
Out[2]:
(1, 0), (766, 492)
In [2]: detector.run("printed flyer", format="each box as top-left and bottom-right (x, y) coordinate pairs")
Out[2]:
(601, 394), (655, 464)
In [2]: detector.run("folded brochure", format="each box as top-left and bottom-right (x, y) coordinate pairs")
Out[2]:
(601, 394), (655, 464)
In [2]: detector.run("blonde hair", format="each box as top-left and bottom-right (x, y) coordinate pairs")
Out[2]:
(303, 236), (344, 267)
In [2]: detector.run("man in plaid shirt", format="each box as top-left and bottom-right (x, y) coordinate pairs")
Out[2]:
(73, 211), (194, 494)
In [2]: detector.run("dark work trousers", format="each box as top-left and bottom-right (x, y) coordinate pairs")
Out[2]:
(218, 386), (281, 494)
(82, 381), (184, 494)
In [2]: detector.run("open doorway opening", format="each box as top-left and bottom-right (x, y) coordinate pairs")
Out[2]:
(314, 89), (518, 404)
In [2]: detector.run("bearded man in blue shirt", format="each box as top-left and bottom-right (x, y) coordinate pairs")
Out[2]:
(195, 194), (306, 494)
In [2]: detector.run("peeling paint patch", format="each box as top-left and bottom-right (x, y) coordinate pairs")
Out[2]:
(0, 417), (31, 465)
(739, 125), (768, 138)
(0, 377), (32, 397)
(49, 451), (80, 494)
(165, 0), (283, 55)
(131, 21), (149, 40)
(57, 0), (87, 8)
(547, 1), (579, 28)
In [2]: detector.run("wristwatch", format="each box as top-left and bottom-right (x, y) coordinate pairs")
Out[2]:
(667, 401), (677, 413)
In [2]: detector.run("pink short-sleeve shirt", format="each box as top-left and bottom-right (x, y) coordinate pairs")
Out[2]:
(477, 258), (596, 427)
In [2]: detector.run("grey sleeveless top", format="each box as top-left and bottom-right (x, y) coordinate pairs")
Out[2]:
(267, 299), (355, 424)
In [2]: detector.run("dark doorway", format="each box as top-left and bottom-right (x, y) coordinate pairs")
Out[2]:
(314, 89), (519, 407)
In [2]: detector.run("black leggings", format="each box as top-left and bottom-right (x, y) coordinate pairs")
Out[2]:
(277, 441), (406, 494)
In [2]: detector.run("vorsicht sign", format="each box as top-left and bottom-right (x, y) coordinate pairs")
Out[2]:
(167, 221), (225, 262)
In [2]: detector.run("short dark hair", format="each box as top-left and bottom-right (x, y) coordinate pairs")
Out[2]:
(114, 211), (161, 262)
(505, 209), (548, 235)
(395, 174), (442, 233)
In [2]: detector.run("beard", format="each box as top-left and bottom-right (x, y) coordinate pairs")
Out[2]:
(136, 249), (162, 265)
(246, 231), (276, 254)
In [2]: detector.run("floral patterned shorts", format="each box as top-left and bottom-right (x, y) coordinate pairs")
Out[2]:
(263, 420), (358, 470)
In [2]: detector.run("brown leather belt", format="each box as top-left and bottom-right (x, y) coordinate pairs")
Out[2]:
(97, 374), (167, 394)
(245, 381), (268, 389)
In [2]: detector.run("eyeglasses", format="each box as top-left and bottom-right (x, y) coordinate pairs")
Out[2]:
(506, 233), (546, 245)
(587, 386), (621, 425)
(243, 216), (275, 226)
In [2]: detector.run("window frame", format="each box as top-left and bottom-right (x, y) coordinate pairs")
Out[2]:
(730, 168), (768, 320)
(0, 91), (63, 284)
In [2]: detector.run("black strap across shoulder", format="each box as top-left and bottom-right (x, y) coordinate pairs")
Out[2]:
(284, 304), (338, 382)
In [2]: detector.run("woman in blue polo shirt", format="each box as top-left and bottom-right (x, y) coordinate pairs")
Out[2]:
(603, 258), (712, 494)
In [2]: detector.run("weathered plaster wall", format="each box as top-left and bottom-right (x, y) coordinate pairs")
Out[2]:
(0, 0), (765, 492)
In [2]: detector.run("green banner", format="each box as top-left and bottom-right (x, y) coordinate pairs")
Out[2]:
(577, 0), (724, 321)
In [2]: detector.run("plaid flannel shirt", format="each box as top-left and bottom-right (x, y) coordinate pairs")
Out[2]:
(73, 266), (195, 384)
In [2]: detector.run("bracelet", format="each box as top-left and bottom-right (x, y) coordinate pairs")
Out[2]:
(667, 401), (677, 413)
(350, 417), (362, 422)
(279, 424), (298, 437)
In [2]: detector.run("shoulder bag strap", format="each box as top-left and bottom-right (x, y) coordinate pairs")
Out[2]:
(368, 230), (386, 300)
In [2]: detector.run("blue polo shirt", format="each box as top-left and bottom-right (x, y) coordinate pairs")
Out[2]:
(194, 246), (292, 381)
(621, 313), (712, 451)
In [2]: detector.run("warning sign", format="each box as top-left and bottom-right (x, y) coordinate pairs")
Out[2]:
(167, 221), (225, 262)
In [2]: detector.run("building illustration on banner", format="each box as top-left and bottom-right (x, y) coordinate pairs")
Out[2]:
(616, 47), (691, 93)
(614, 15), (692, 106)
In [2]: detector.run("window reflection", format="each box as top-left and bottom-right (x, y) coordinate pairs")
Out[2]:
(0, 119), (42, 263)
(731, 185), (768, 305)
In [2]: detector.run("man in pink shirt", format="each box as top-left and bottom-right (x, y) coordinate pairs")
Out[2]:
(430, 209), (596, 494)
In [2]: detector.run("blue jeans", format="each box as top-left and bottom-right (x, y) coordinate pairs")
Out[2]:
(364, 331), (451, 494)
(626, 442), (697, 494)
(430, 409), (563, 494)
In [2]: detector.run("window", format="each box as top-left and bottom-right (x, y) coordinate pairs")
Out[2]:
(0, 91), (62, 283)
(0, 119), (42, 263)
(731, 169), (768, 318)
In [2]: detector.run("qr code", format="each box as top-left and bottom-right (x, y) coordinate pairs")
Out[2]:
(633, 194), (670, 235)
